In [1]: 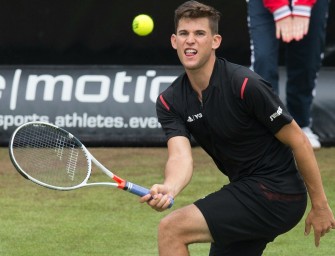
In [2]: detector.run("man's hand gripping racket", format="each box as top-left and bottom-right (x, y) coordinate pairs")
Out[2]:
(9, 121), (174, 209)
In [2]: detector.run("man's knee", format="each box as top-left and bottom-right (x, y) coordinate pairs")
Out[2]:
(158, 211), (181, 238)
(158, 215), (172, 235)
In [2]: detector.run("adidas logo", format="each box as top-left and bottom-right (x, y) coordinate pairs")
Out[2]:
(187, 113), (203, 123)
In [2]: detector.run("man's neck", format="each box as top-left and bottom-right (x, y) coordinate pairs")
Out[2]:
(186, 56), (216, 98)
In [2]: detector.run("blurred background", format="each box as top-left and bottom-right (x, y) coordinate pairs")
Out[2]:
(0, 0), (334, 147)
(0, 0), (334, 66)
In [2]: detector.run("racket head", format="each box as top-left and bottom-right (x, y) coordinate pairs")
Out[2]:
(9, 121), (91, 190)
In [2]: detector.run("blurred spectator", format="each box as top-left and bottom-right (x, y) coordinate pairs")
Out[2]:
(246, 0), (330, 149)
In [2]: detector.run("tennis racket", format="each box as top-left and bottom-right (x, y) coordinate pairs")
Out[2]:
(9, 121), (174, 208)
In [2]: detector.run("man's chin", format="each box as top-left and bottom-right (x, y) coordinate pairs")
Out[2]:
(182, 61), (200, 71)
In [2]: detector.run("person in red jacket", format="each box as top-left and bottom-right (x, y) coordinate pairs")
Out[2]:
(247, 0), (329, 149)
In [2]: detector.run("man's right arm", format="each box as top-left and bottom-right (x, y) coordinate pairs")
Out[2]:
(141, 136), (193, 211)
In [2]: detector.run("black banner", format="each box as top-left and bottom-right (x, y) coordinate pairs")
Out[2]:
(1, 66), (334, 147)
(0, 65), (183, 146)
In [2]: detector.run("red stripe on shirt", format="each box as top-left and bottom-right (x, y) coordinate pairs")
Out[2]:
(240, 78), (249, 100)
(159, 94), (170, 111)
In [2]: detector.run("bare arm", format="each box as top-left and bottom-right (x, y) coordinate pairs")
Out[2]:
(163, 136), (194, 196)
(275, 120), (335, 246)
(140, 136), (193, 211)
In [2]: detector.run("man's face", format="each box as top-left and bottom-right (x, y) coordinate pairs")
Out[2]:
(171, 17), (221, 71)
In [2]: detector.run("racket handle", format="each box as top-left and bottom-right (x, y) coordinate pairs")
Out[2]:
(126, 182), (174, 208)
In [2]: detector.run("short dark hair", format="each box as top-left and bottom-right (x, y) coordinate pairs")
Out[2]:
(174, 1), (221, 34)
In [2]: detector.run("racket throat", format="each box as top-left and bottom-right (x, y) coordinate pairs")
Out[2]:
(113, 175), (128, 190)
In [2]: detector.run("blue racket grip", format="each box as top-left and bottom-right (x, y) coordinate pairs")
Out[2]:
(126, 182), (174, 208)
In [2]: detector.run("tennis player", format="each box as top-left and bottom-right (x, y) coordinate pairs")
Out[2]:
(140, 1), (335, 255)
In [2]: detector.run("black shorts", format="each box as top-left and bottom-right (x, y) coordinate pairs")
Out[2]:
(194, 179), (307, 256)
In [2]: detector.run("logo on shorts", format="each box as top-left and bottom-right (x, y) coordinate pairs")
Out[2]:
(269, 106), (283, 122)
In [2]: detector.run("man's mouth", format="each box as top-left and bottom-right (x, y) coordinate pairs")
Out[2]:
(185, 49), (197, 56)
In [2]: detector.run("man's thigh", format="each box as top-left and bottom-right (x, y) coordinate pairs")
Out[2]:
(161, 204), (214, 244)
(194, 180), (307, 254)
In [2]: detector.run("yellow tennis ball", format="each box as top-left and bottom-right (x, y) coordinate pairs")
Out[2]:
(132, 14), (154, 36)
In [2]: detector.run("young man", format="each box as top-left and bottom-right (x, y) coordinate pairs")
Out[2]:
(140, 1), (335, 255)
(246, 0), (330, 149)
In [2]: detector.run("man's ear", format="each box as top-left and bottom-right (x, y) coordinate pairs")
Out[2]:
(212, 34), (222, 50)
(171, 34), (177, 50)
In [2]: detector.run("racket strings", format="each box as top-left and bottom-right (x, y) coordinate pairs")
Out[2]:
(12, 124), (89, 188)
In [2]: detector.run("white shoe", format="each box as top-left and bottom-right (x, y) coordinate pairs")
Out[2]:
(302, 127), (321, 150)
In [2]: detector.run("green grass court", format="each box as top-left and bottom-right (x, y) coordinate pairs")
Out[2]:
(1, 147), (334, 255)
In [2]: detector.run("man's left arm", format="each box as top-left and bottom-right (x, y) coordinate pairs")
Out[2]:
(275, 120), (335, 247)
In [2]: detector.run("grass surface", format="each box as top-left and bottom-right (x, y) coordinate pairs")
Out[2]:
(1, 147), (335, 255)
